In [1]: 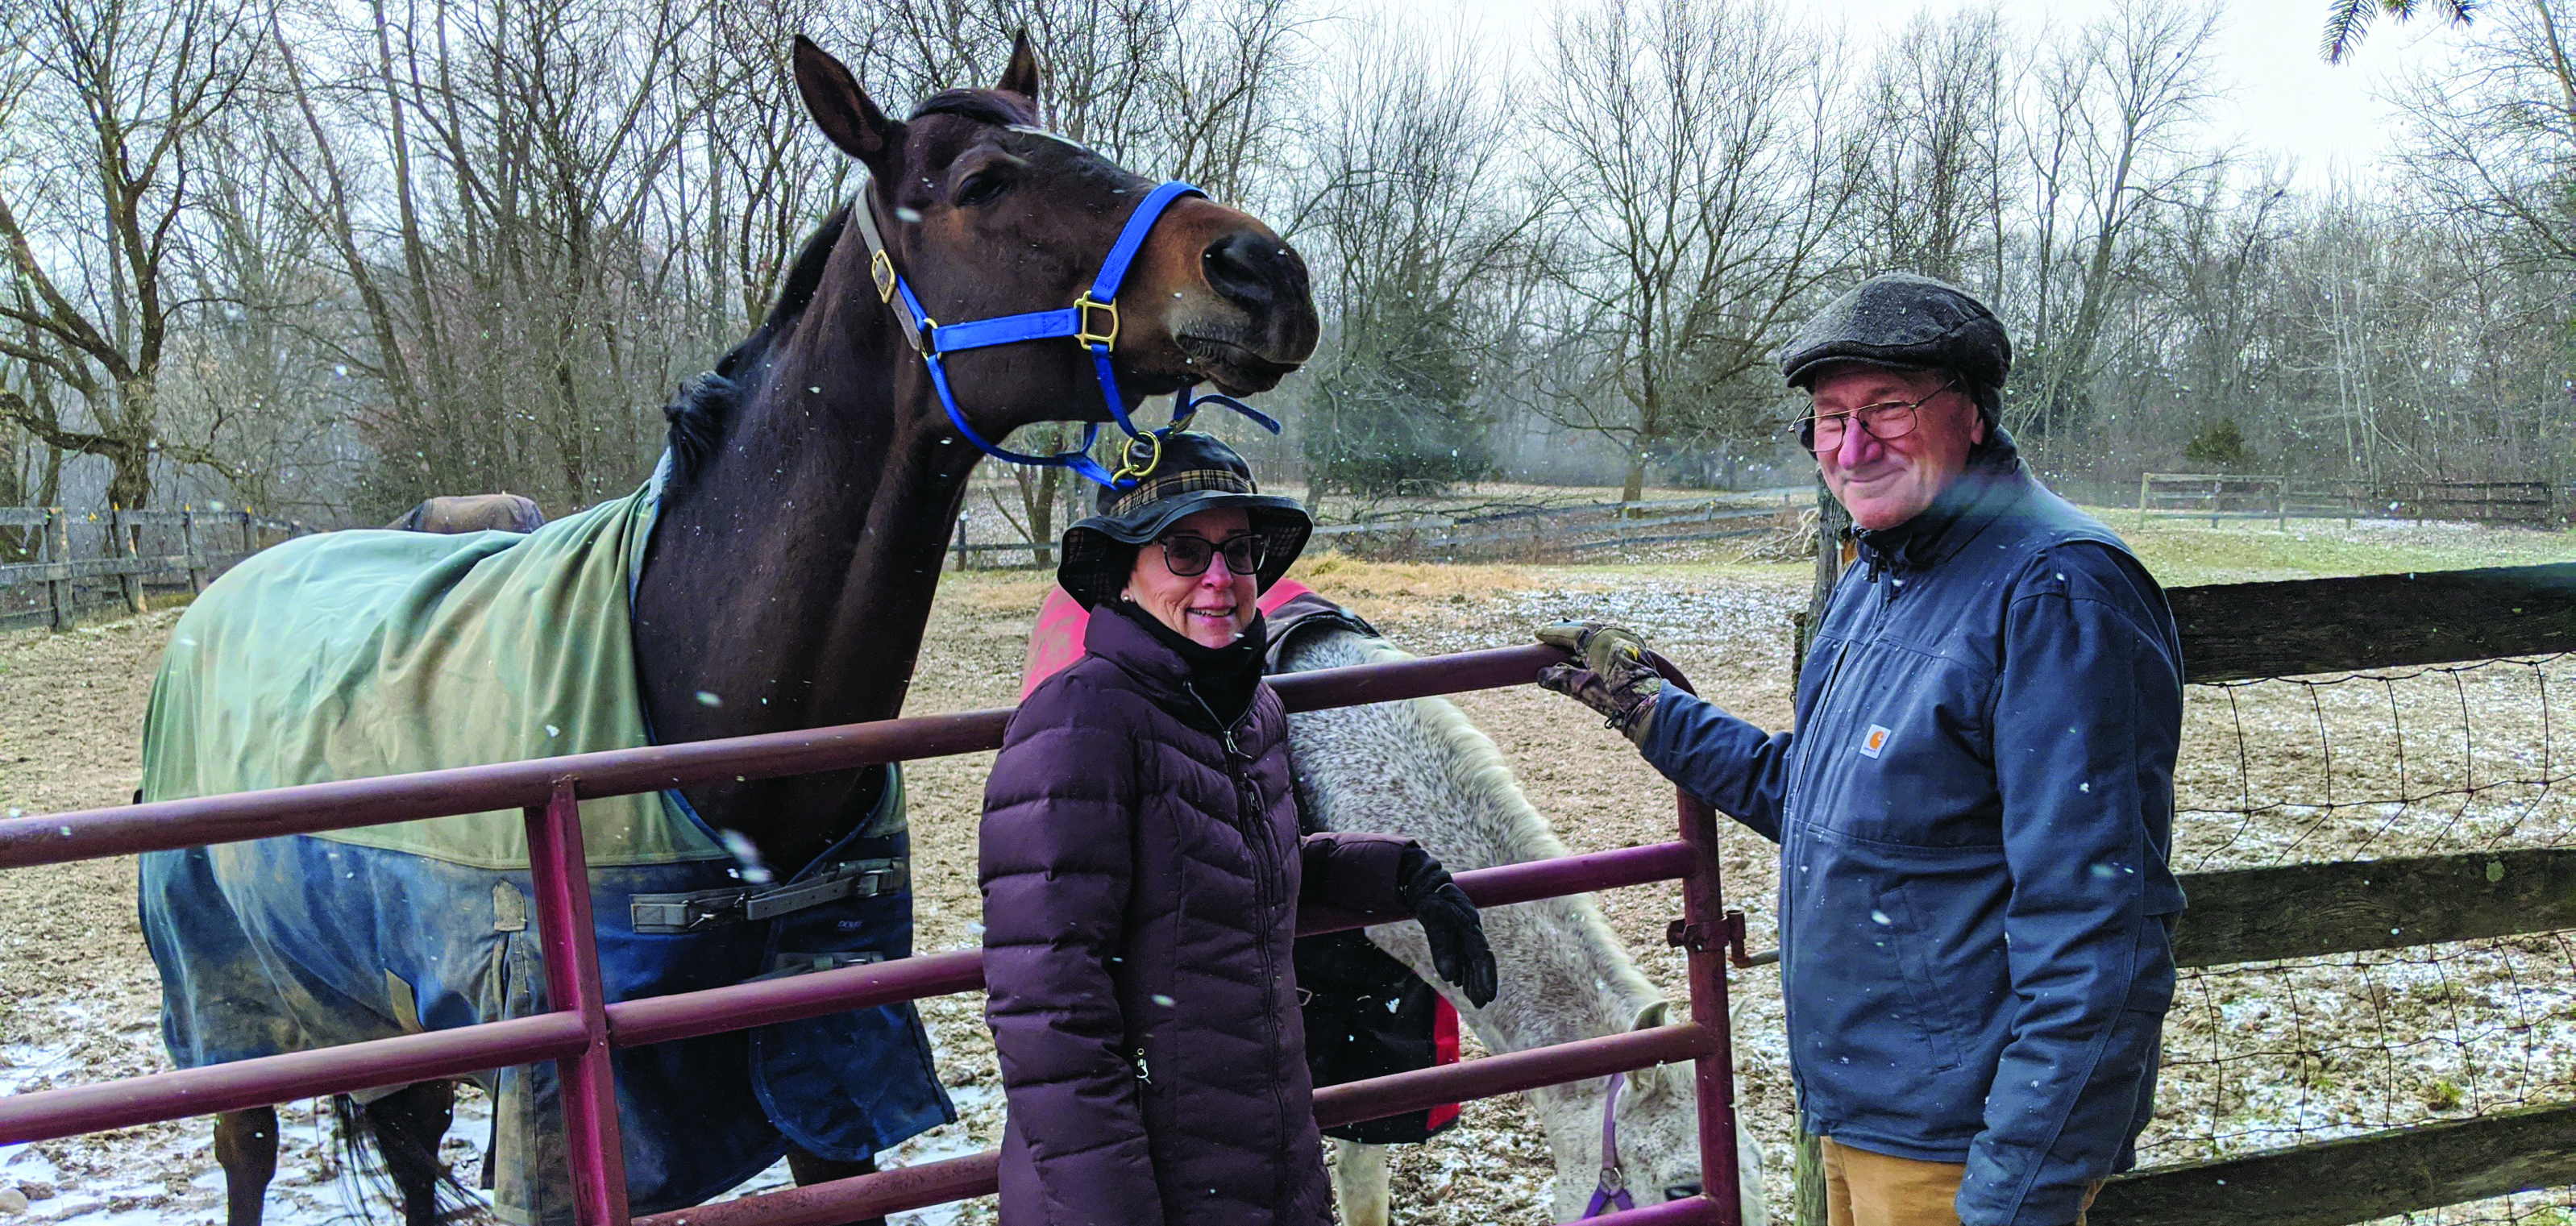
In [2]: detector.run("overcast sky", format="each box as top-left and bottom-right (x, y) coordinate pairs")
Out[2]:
(1390, 0), (2471, 190)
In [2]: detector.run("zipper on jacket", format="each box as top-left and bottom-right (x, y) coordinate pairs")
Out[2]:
(1187, 681), (1295, 1203)
(1777, 571), (1879, 1104)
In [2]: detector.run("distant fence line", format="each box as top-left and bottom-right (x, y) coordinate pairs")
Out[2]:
(0, 507), (315, 630)
(948, 495), (1797, 571)
(2138, 473), (2557, 529)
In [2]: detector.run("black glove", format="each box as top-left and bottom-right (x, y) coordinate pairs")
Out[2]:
(1535, 621), (1666, 746)
(1395, 846), (1498, 1008)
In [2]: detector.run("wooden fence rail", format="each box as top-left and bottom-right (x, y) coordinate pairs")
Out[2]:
(2071, 562), (2576, 1225)
(0, 507), (312, 630)
(2138, 472), (2557, 529)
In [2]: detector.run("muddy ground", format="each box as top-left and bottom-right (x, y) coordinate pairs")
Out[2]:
(3, 510), (2574, 1224)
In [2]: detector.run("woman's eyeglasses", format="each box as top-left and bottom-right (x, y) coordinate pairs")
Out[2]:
(1797, 379), (1959, 453)
(1157, 532), (1267, 578)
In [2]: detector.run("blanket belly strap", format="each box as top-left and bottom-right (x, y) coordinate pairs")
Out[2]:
(630, 857), (909, 934)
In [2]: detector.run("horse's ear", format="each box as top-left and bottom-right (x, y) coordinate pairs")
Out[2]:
(793, 35), (899, 164)
(1622, 1000), (1677, 1095)
(996, 29), (1042, 104)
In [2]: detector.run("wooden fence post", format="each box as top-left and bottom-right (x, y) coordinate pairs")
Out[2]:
(113, 509), (145, 614)
(42, 509), (72, 632)
(181, 509), (206, 593)
(954, 517), (970, 572)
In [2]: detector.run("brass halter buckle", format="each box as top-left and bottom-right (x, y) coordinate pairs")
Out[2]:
(870, 250), (897, 304)
(1073, 294), (1120, 351)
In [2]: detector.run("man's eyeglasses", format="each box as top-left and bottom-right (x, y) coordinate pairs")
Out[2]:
(1797, 379), (1959, 453)
(1157, 532), (1268, 578)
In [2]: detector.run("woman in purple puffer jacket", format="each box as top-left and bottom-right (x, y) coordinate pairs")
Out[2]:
(981, 433), (1498, 1226)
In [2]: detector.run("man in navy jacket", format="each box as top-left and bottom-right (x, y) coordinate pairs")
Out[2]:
(1539, 274), (2184, 1226)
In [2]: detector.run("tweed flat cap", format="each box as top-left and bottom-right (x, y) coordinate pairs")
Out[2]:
(1779, 273), (2011, 398)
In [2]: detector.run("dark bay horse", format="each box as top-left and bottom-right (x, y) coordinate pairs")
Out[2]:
(175, 33), (1314, 1225)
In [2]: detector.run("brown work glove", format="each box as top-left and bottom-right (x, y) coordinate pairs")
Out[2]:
(1535, 621), (1665, 746)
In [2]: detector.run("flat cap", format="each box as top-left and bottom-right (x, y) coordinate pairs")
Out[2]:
(1778, 272), (2010, 396)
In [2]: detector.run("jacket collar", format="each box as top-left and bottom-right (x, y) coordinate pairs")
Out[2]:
(1083, 601), (1268, 730)
(1849, 427), (2030, 578)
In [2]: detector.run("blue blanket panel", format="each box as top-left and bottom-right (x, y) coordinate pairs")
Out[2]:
(142, 776), (952, 1220)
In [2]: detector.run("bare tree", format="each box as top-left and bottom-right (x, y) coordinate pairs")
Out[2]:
(0, 0), (264, 509)
(1284, 19), (1548, 502)
(2389, 2), (2576, 270)
(1855, 4), (2011, 286)
(2012, 0), (2225, 449)
(1532, 0), (1856, 501)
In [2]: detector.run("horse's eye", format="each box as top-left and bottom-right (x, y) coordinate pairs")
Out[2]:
(954, 171), (1012, 208)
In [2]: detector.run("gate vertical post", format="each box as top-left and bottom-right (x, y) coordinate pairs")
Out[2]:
(1677, 785), (1744, 1226)
(525, 778), (630, 1224)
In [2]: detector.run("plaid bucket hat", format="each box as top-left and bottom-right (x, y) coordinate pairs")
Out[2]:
(1057, 432), (1314, 608)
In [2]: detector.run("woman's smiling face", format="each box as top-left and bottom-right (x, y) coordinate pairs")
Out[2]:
(1123, 507), (1257, 648)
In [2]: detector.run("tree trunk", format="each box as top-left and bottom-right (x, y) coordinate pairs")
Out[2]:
(108, 378), (156, 510)
(1621, 449), (1647, 504)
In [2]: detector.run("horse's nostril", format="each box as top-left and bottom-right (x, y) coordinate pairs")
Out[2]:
(1664, 1183), (1704, 1201)
(1201, 231), (1286, 312)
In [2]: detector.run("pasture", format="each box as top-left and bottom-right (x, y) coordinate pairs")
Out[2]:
(2, 505), (2572, 1224)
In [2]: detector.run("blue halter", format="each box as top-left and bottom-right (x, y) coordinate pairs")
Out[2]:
(850, 178), (1282, 488)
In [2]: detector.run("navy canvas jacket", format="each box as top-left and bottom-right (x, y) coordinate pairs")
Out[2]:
(1639, 439), (2185, 1226)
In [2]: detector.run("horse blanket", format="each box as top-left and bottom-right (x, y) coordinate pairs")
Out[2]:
(1020, 581), (1461, 1144)
(139, 471), (953, 1224)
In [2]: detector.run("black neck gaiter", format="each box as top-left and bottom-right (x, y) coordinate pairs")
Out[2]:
(1103, 598), (1267, 727)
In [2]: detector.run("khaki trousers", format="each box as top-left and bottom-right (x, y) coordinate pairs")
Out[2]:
(1819, 1137), (2100, 1226)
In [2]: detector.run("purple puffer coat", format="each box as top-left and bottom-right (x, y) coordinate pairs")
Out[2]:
(981, 606), (1415, 1226)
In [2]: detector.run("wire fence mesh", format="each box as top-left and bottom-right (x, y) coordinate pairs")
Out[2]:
(2147, 655), (2576, 1224)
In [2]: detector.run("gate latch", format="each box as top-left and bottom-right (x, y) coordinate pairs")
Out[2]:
(1667, 909), (1777, 969)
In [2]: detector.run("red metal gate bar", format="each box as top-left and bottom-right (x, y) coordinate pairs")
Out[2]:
(609, 842), (1698, 1049)
(0, 841), (1700, 1141)
(1581, 1199), (1731, 1225)
(629, 1022), (1725, 1226)
(1677, 794), (1745, 1226)
(1659, 658), (1747, 1226)
(0, 1014), (589, 1145)
(0, 645), (1564, 870)
(528, 779), (631, 1223)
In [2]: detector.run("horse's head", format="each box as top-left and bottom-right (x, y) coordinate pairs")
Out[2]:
(791, 35), (1318, 446)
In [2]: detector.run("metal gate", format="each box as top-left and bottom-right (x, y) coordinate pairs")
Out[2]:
(0, 642), (1749, 1225)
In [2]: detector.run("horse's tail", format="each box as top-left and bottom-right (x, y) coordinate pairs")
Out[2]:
(330, 1090), (483, 1223)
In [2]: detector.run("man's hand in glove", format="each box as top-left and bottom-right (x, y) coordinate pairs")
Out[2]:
(1535, 621), (1666, 746)
(1394, 846), (1498, 1008)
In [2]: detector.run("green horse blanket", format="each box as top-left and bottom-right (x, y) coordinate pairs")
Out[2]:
(137, 474), (953, 1223)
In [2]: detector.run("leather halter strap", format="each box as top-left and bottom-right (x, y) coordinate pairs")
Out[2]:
(1584, 1072), (1638, 1217)
(847, 178), (1278, 488)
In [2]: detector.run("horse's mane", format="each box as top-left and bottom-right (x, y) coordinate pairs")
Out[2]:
(661, 203), (850, 489)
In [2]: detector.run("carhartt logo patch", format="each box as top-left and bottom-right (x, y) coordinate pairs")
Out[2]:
(1859, 725), (1892, 758)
